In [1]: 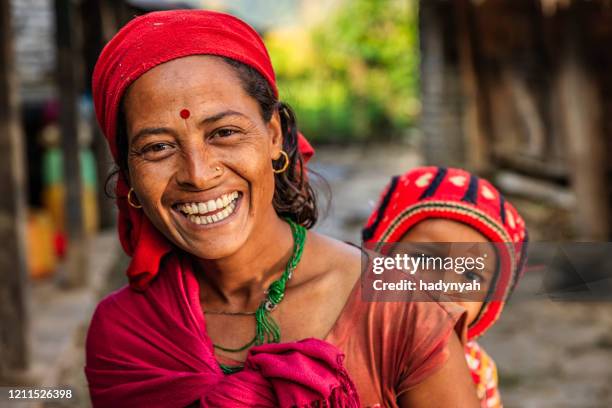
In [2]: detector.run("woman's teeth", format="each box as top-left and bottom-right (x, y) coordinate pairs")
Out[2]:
(178, 192), (239, 225)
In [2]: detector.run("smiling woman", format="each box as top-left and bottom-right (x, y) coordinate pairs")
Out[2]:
(121, 55), (292, 261)
(85, 9), (479, 408)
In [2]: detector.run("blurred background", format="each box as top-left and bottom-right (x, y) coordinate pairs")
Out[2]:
(0, 0), (610, 407)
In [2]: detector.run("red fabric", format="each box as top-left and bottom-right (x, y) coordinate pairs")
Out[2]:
(297, 131), (314, 163)
(362, 167), (528, 339)
(465, 341), (502, 408)
(53, 231), (66, 259)
(93, 10), (277, 158)
(92, 9), (315, 290)
(86, 254), (359, 408)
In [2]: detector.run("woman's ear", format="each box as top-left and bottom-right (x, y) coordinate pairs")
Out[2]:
(267, 108), (283, 160)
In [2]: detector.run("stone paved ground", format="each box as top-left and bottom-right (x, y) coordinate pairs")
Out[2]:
(18, 144), (610, 408)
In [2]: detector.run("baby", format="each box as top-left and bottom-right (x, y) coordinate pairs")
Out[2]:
(362, 167), (528, 408)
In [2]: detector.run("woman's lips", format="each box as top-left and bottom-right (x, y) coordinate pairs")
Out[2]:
(173, 191), (242, 226)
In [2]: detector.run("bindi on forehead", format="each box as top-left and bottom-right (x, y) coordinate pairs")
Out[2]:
(180, 109), (190, 119)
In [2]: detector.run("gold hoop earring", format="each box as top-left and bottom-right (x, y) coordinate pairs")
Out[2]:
(127, 188), (143, 209)
(272, 150), (290, 174)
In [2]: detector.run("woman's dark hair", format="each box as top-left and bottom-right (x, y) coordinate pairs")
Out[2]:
(107, 56), (322, 228)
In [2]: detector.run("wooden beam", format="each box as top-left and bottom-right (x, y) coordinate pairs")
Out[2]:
(454, 0), (492, 174)
(419, 0), (466, 168)
(54, 0), (88, 286)
(556, 9), (609, 240)
(81, 0), (116, 230)
(0, 0), (31, 377)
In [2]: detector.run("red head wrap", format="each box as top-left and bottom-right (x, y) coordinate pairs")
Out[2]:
(93, 10), (314, 289)
(362, 167), (528, 339)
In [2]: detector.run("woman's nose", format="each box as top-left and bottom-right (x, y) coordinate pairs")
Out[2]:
(174, 144), (221, 190)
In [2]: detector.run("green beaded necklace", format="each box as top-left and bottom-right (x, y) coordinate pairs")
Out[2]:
(212, 218), (306, 375)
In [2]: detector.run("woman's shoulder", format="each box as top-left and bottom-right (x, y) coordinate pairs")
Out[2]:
(306, 232), (362, 265)
(331, 281), (466, 339)
(91, 285), (141, 319)
(327, 270), (468, 400)
(88, 286), (132, 338)
(86, 286), (134, 364)
(87, 284), (153, 350)
(296, 232), (362, 294)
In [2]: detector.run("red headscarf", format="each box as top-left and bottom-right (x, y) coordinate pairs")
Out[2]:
(362, 167), (528, 339)
(93, 9), (314, 290)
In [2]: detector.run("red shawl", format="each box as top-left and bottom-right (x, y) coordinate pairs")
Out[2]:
(88, 9), (358, 408)
(86, 254), (358, 407)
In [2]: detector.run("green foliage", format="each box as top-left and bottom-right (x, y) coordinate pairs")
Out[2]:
(266, 0), (419, 143)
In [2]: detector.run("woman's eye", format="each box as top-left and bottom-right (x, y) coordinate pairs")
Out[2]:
(464, 270), (483, 283)
(146, 143), (172, 152)
(140, 142), (176, 159)
(214, 128), (238, 138)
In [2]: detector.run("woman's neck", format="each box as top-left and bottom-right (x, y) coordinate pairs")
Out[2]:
(194, 213), (295, 310)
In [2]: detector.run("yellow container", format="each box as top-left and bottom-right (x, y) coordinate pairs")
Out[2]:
(27, 209), (57, 279)
(42, 184), (99, 236)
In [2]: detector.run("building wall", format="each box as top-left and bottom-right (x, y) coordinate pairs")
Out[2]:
(10, 0), (56, 101)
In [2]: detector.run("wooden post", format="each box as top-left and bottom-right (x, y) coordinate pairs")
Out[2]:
(556, 10), (609, 240)
(0, 0), (31, 377)
(454, 0), (492, 174)
(55, 0), (88, 287)
(419, 0), (466, 167)
(81, 0), (116, 230)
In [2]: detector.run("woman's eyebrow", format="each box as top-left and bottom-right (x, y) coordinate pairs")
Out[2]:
(200, 110), (248, 125)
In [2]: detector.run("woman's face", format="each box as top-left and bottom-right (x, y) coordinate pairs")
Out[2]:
(123, 56), (283, 260)
(397, 219), (498, 325)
